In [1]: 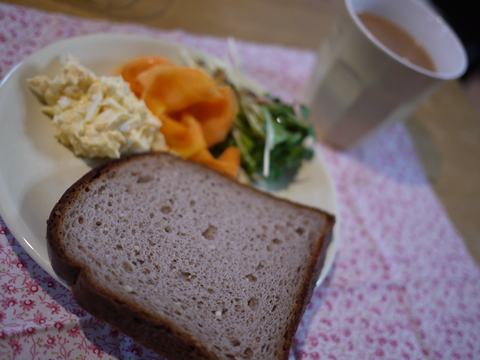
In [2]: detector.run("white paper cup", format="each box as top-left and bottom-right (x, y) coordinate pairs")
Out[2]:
(303, 0), (468, 149)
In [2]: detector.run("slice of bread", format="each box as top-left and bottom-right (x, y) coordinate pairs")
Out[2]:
(46, 152), (335, 360)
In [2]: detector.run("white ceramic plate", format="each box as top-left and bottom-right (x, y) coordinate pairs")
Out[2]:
(0, 33), (339, 287)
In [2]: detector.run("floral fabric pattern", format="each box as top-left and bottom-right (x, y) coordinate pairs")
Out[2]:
(1, 3), (480, 360)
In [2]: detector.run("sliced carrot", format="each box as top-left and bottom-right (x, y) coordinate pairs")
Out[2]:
(138, 65), (220, 116)
(190, 146), (241, 179)
(114, 56), (175, 98)
(159, 113), (207, 159)
(186, 85), (238, 147)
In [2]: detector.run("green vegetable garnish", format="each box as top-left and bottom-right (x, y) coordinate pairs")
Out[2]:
(182, 47), (315, 186)
(212, 88), (314, 185)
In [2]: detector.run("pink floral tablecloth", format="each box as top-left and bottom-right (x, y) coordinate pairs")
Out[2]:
(1, 3), (480, 360)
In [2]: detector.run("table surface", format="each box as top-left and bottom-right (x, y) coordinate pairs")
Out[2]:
(3, 0), (479, 265)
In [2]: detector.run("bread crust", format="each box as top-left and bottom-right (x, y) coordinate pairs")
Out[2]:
(46, 152), (335, 360)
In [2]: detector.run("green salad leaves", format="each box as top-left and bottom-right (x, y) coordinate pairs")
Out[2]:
(183, 49), (315, 185)
(212, 87), (314, 184)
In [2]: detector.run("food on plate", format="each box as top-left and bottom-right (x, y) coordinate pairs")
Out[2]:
(187, 85), (239, 148)
(46, 152), (335, 360)
(184, 55), (315, 183)
(212, 90), (314, 182)
(28, 51), (314, 183)
(116, 56), (240, 179)
(135, 63), (221, 115)
(27, 56), (166, 159)
(159, 112), (208, 159)
(113, 55), (176, 98)
(189, 146), (240, 180)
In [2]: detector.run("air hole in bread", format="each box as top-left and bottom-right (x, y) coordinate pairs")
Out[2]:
(77, 216), (84, 224)
(97, 185), (106, 195)
(95, 221), (102, 226)
(122, 261), (133, 273)
(230, 338), (241, 347)
(161, 206), (172, 214)
(244, 347), (254, 358)
(137, 174), (153, 183)
(245, 274), (257, 282)
(181, 272), (195, 281)
(106, 169), (116, 179)
(295, 227), (305, 236)
(272, 238), (282, 245)
(248, 297), (259, 310)
(202, 225), (217, 240)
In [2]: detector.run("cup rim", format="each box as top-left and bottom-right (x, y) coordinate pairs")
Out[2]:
(345, 0), (468, 80)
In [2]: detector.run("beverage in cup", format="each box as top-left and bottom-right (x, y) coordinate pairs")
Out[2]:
(303, 0), (468, 149)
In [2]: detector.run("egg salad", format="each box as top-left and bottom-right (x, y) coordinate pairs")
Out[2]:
(27, 56), (166, 158)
